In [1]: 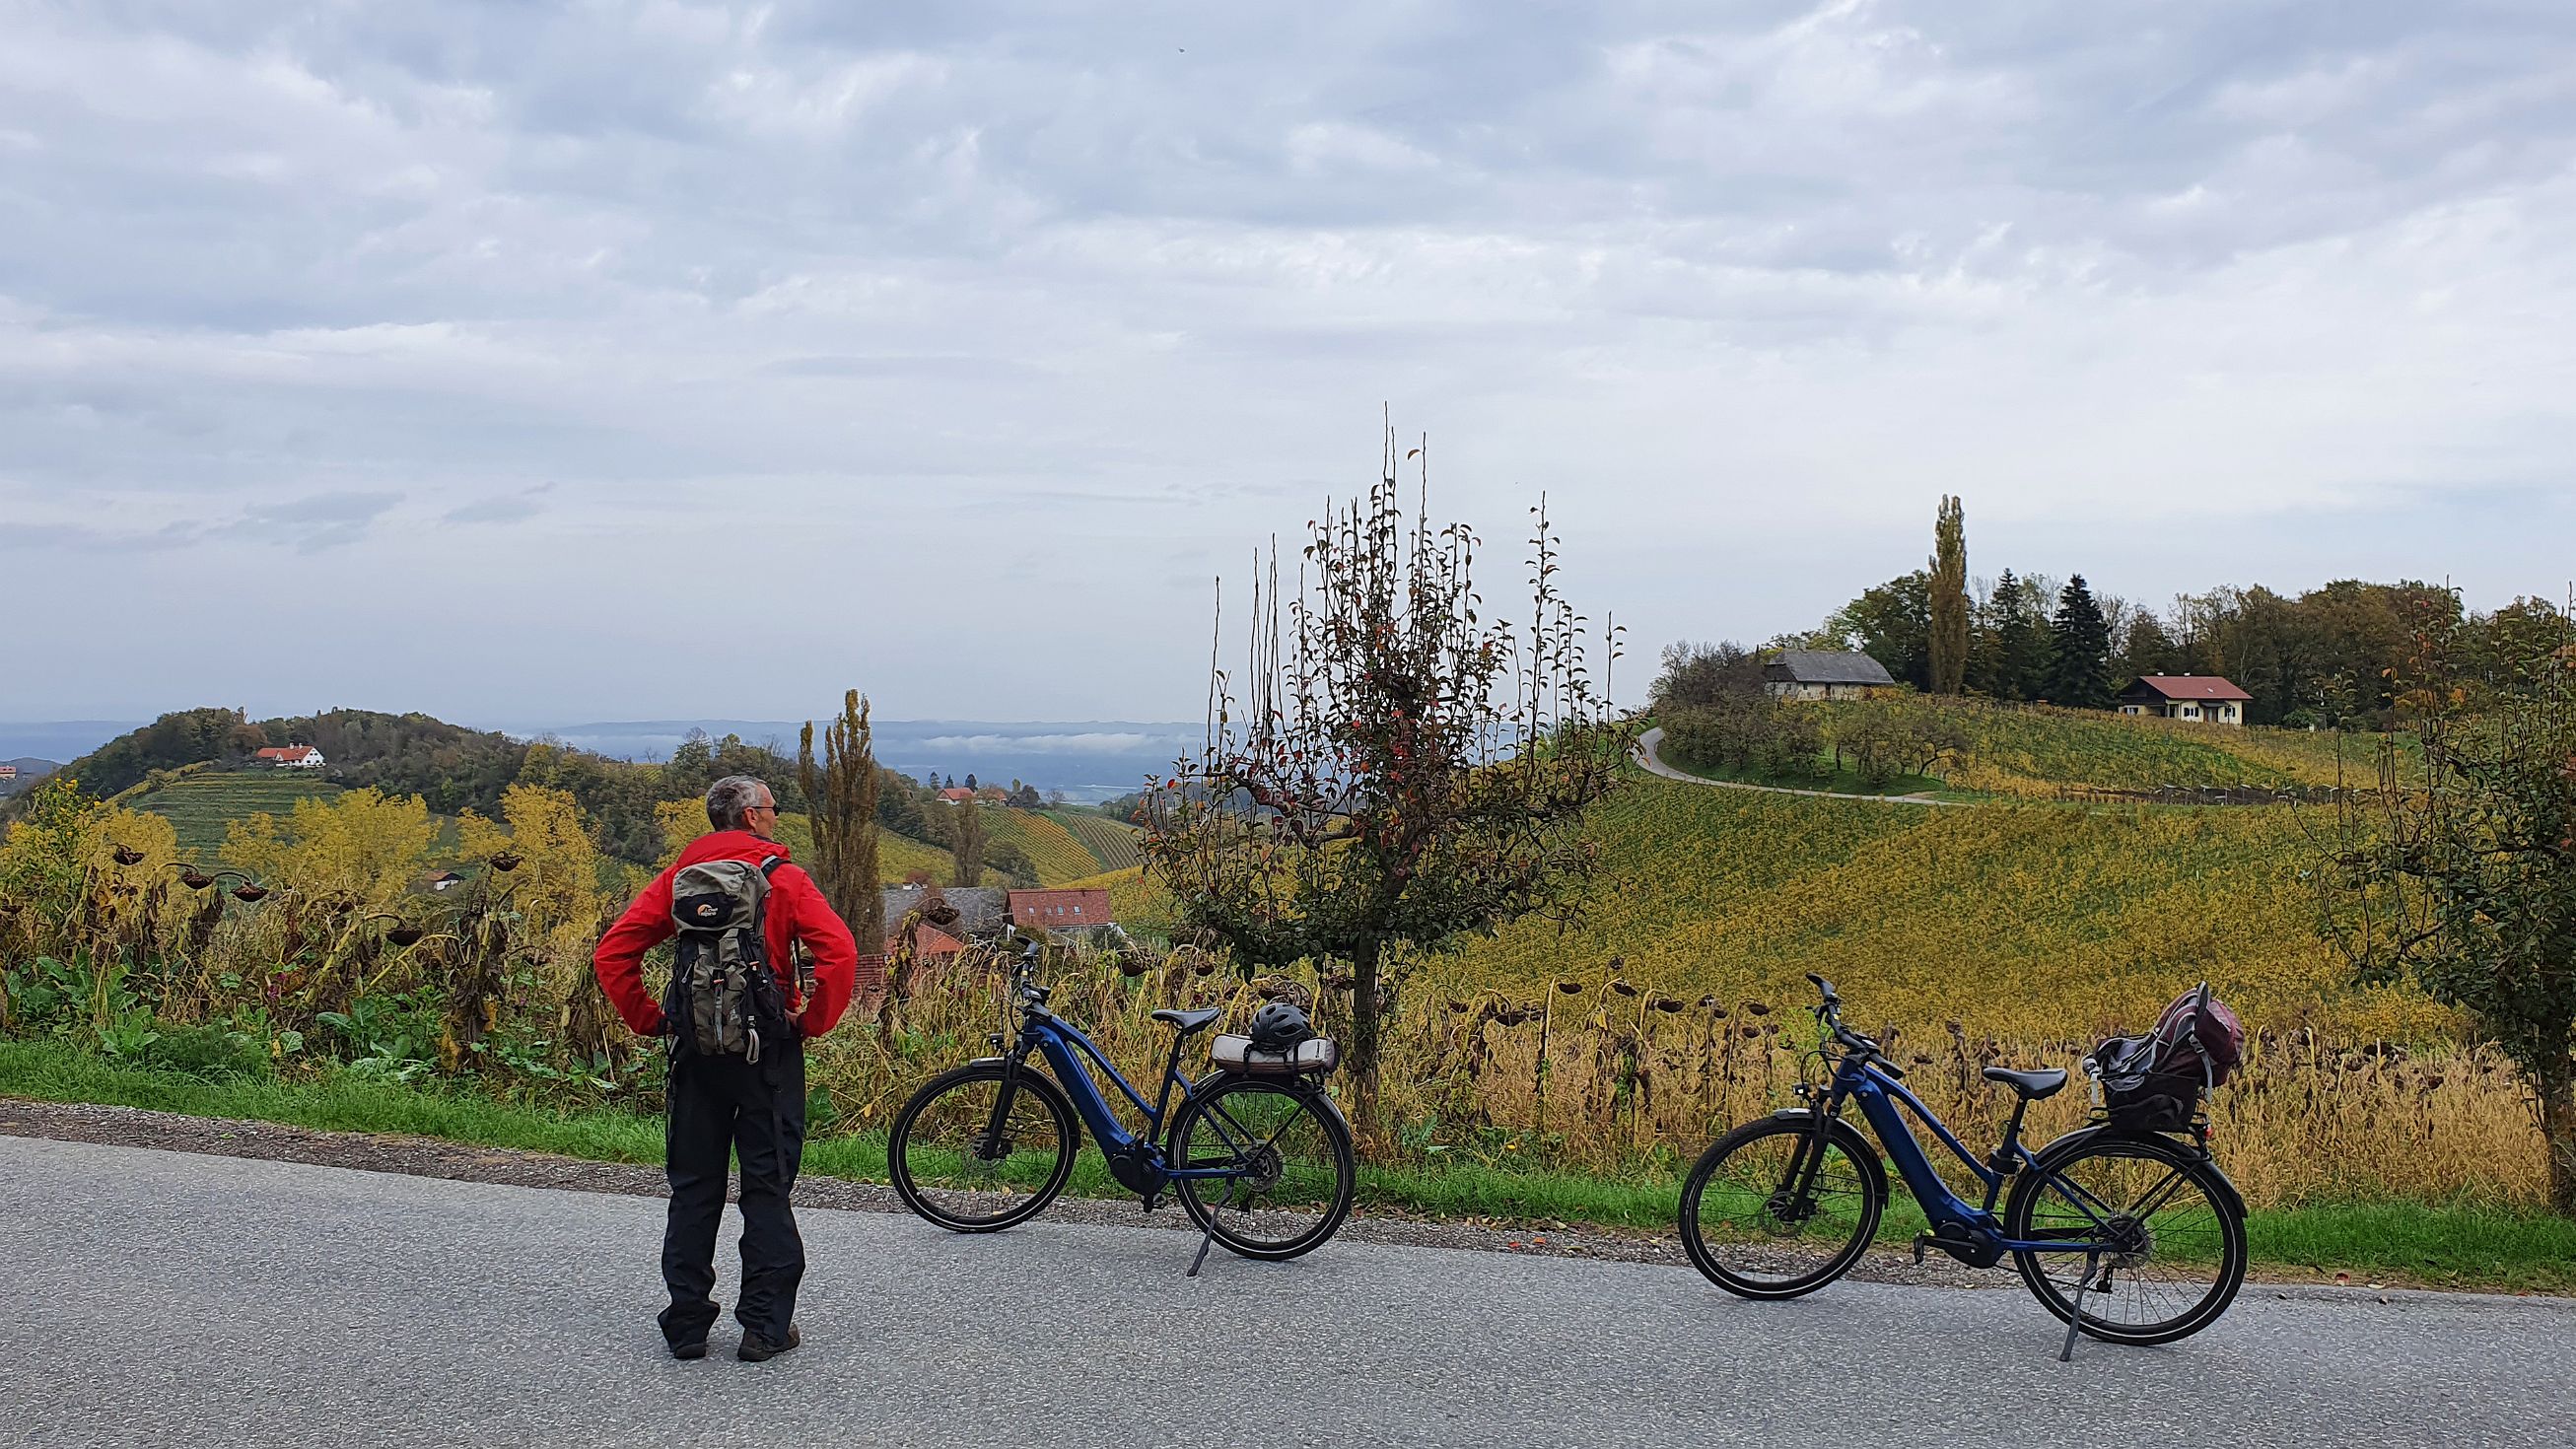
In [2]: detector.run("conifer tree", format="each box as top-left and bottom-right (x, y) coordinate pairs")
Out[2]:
(2047, 575), (2115, 709)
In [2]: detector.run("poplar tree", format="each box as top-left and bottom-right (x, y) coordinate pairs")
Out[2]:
(1927, 496), (1968, 695)
(798, 690), (882, 950)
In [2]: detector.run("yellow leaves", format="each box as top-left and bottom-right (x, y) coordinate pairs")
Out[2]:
(491, 785), (605, 939)
(652, 800), (699, 869)
(455, 809), (512, 864)
(221, 789), (436, 914)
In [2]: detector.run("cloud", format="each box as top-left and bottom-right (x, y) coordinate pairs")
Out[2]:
(443, 485), (556, 525)
(4, 2), (2572, 721)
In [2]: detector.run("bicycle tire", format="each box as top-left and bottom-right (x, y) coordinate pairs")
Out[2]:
(888, 1061), (1079, 1233)
(1679, 1115), (1887, 1299)
(2005, 1130), (2247, 1346)
(1167, 1075), (1356, 1262)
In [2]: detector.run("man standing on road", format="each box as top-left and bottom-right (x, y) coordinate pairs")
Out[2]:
(593, 775), (872, 1362)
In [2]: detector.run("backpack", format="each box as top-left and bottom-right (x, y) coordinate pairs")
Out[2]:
(2088, 985), (2246, 1134)
(663, 857), (795, 1063)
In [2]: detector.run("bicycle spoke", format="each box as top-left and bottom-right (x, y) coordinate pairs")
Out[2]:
(1175, 1082), (1349, 1254)
(1686, 1125), (1877, 1292)
(2014, 1140), (2242, 1340)
(896, 1071), (1071, 1225)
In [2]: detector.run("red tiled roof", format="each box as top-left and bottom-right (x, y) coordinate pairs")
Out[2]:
(912, 925), (966, 958)
(2125, 675), (2252, 703)
(254, 745), (317, 761)
(937, 788), (977, 802)
(1008, 888), (1114, 928)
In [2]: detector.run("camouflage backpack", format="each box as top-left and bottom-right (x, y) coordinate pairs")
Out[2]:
(662, 858), (794, 1063)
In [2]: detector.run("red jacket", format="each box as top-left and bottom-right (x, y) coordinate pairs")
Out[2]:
(592, 830), (868, 1040)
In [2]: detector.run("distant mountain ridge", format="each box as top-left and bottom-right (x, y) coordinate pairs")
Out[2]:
(0, 723), (145, 763)
(516, 719), (1200, 802)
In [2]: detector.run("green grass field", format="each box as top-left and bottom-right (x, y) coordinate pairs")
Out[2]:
(4, 1039), (2561, 1291)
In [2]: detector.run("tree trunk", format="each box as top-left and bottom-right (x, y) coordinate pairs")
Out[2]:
(2540, 1059), (2576, 1217)
(1350, 937), (1384, 1139)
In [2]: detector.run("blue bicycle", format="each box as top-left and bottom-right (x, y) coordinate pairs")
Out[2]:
(887, 938), (1357, 1269)
(1680, 975), (2247, 1355)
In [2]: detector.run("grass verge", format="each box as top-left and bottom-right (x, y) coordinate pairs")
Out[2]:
(4, 1039), (2567, 1293)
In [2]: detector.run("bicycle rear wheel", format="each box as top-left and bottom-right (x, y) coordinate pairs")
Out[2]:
(1167, 1076), (1355, 1261)
(2005, 1132), (2247, 1346)
(888, 1062), (1078, 1232)
(1680, 1116), (1886, 1299)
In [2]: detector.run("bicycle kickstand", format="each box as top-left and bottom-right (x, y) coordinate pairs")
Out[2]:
(2058, 1251), (2101, 1363)
(1186, 1181), (1237, 1278)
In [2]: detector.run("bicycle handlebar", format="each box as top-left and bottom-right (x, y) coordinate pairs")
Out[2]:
(1805, 972), (1892, 1069)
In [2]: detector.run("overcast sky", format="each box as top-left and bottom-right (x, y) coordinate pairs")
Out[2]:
(5, 1), (2571, 725)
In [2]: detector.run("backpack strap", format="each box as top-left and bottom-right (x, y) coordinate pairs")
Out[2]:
(753, 856), (814, 1041)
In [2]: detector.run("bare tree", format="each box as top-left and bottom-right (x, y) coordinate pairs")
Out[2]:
(1144, 426), (1636, 1126)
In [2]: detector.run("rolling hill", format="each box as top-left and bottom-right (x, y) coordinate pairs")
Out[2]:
(1048, 707), (2442, 1045)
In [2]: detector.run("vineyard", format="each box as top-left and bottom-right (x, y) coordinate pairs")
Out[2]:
(1046, 809), (1143, 871)
(1050, 771), (2449, 1044)
(127, 772), (351, 858)
(1817, 698), (2374, 798)
(981, 808), (1111, 885)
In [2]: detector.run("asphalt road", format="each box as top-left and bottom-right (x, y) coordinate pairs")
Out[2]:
(5, 1137), (2570, 1449)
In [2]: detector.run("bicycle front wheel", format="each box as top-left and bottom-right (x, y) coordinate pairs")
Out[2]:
(888, 1062), (1078, 1232)
(2005, 1132), (2247, 1346)
(1167, 1076), (1356, 1261)
(1680, 1116), (1887, 1299)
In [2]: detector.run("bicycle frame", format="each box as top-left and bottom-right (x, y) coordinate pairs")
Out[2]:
(995, 1009), (1245, 1189)
(1813, 1052), (2127, 1257)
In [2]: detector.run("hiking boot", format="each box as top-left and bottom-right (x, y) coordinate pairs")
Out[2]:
(669, 1339), (709, 1361)
(736, 1324), (802, 1362)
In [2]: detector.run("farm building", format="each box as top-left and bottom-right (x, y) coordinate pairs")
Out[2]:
(2118, 675), (2252, 724)
(1764, 650), (1898, 701)
(254, 745), (327, 770)
(879, 884), (1008, 948)
(1008, 888), (1114, 932)
(936, 787), (978, 804)
(421, 869), (465, 892)
(0, 765), (14, 784)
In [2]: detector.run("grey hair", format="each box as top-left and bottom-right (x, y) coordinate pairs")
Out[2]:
(706, 775), (771, 831)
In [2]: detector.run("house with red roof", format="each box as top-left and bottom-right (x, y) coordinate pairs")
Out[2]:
(1009, 888), (1115, 932)
(253, 744), (327, 769)
(2118, 675), (2252, 725)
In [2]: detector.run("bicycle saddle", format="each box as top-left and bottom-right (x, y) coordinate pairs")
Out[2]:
(1151, 1007), (1223, 1034)
(1983, 1066), (2068, 1100)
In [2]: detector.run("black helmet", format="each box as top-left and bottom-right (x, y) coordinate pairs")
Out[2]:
(1247, 1000), (1314, 1051)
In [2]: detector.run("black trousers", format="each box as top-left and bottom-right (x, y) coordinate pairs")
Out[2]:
(659, 1047), (806, 1346)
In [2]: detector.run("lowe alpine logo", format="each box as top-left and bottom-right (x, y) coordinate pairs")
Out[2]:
(693, 903), (719, 920)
